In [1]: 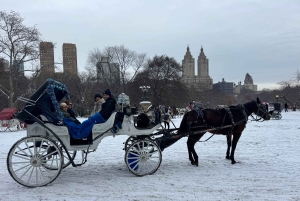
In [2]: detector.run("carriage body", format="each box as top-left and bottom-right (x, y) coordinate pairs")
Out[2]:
(26, 112), (160, 151)
(268, 102), (282, 120)
(7, 79), (163, 188)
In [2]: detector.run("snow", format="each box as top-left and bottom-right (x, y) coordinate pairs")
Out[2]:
(0, 111), (299, 201)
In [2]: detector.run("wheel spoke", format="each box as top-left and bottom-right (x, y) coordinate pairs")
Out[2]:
(12, 152), (31, 160)
(125, 139), (162, 176)
(26, 166), (34, 185)
(14, 163), (32, 173)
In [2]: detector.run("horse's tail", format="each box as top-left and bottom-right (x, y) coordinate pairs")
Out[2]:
(179, 112), (189, 132)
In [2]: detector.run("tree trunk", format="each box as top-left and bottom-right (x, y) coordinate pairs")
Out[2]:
(9, 57), (14, 107)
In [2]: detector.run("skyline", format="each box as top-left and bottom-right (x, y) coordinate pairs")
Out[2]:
(2, 0), (300, 90)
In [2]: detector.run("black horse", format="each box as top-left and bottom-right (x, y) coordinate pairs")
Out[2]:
(179, 97), (270, 166)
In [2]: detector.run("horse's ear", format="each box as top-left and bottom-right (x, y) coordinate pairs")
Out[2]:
(256, 97), (261, 103)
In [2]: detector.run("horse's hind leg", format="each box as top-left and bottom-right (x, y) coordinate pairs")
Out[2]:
(187, 137), (198, 166)
(226, 134), (232, 160)
(230, 133), (242, 164)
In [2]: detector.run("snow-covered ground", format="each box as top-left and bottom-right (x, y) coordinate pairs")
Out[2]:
(0, 111), (299, 201)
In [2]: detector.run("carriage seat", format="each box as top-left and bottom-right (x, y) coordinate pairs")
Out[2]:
(133, 113), (159, 130)
(134, 121), (159, 130)
(39, 114), (63, 126)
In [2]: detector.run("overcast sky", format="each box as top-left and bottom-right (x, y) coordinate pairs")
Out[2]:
(3, 0), (300, 90)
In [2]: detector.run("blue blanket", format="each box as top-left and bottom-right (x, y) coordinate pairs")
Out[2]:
(63, 112), (106, 139)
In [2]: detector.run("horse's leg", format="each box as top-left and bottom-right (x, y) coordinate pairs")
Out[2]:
(230, 133), (242, 164)
(187, 137), (197, 166)
(226, 134), (232, 160)
(187, 136), (201, 166)
(187, 134), (203, 167)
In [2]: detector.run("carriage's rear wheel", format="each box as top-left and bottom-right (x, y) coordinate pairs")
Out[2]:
(125, 139), (162, 176)
(7, 136), (63, 187)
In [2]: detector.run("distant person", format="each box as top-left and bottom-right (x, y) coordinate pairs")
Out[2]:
(154, 106), (161, 124)
(284, 102), (288, 112)
(188, 102), (194, 111)
(162, 112), (171, 129)
(91, 94), (105, 115)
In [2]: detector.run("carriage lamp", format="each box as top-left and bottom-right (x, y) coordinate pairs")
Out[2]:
(276, 95), (279, 102)
(139, 86), (150, 100)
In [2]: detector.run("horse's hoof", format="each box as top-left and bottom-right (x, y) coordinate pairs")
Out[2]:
(231, 161), (237, 164)
(195, 162), (198, 167)
(226, 156), (230, 160)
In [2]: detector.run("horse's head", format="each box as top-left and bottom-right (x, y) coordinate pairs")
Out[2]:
(253, 97), (270, 120)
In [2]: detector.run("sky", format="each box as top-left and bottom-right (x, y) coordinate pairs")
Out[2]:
(2, 0), (300, 90)
(1, 111), (299, 200)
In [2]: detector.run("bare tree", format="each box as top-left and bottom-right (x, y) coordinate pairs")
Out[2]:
(86, 45), (147, 94)
(0, 10), (41, 107)
(141, 55), (182, 106)
(85, 48), (102, 76)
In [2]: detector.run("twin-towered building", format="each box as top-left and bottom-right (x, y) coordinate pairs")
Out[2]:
(39, 42), (78, 75)
(181, 46), (213, 90)
(181, 46), (257, 94)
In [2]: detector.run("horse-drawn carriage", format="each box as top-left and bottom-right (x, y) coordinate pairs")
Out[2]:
(0, 108), (26, 132)
(268, 102), (282, 120)
(6, 79), (271, 188)
(7, 79), (184, 187)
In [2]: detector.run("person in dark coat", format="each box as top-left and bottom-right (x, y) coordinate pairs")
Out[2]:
(284, 102), (288, 112)
(100, 89), (116, 120)
(63, 89), (117, 138)
(154, 106), (161, 124)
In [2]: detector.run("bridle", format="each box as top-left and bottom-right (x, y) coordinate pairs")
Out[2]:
(250, 102), (269, 122)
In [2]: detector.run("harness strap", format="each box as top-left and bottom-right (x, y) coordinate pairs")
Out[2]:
(224, 107), (235, 125)
(238, 104), (248, 122)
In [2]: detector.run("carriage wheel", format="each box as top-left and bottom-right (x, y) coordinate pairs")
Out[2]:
(7, 136), (63, 187)
(125, 139), (162, 176)
(279, 114), (282, 119)
(123, 136), (154, 151)
(124, 136), (138, 151)
(275, 115), (280, 120)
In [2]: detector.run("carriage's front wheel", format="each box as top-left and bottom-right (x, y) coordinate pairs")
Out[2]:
(125, 139), (162, 176)
(123, 136), (154, 151)
(7, 136), (63, 187)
